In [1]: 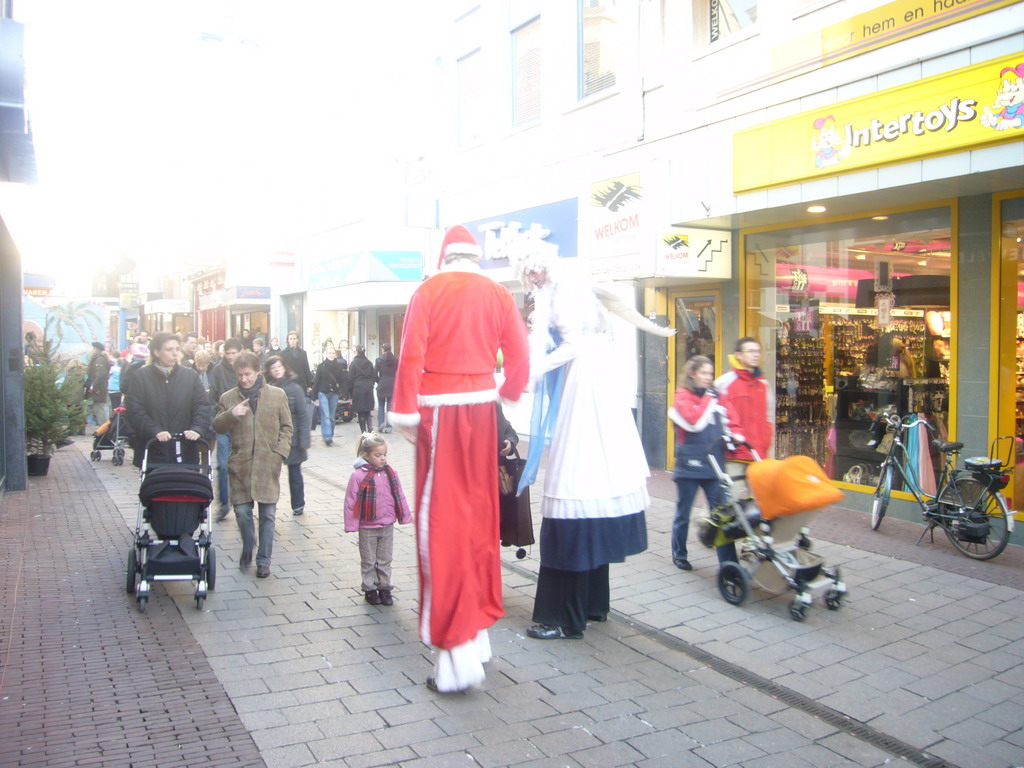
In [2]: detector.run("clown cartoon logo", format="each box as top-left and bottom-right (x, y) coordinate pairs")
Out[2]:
(811, 114), (852, 169)
(981, 63), (1024, 131)
(790, 268), (809, 292)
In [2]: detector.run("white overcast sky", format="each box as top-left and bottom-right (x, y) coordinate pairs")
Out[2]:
(8, 1), (442, 282)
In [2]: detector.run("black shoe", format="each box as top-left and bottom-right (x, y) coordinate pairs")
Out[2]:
(239, 550), (252, 569)
(425, 675), (470, 694)
(674, 559), (693, 571)
(256, 564), (270, 578)
(292, 507), (304, 516)
(587, 614), (608, 623)
(378, 588), (393, 605)
(365, 589), (381, 605)
(527, 624), (583, 640)
(215, 505), (230, 522)
(324, 439), (333, 446)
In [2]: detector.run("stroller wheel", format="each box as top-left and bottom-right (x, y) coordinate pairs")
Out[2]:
(90, 450), (101, 461)
(137, 595), (148, 613)
(126, 550), (138, 594)
(824, 590), (843, 610)
(717, 562), (750, 606)
(789, 601), (807, 621)
(207, 549), (217, 592)
(515, 548), (527, 560)
(113, 448), (125, 466)
(195, 594), (205, 610)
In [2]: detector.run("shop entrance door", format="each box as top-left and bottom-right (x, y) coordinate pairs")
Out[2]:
(666, 290), (722, 469)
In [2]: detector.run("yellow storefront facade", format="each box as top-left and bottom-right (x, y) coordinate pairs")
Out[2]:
(668, 45), (1024, 531)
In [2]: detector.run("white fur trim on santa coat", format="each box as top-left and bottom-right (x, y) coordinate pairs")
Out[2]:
(419, 389), (498, 407)
(388, 410), (421, 428)
(445, 242), (481, 258)
(432, 630), (491, 692)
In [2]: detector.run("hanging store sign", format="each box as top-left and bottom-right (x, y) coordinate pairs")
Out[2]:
(734, 51), (1024, 193)
(655, 228), (731, 280)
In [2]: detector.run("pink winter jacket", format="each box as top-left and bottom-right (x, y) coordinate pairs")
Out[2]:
(343, 458), (413, 532)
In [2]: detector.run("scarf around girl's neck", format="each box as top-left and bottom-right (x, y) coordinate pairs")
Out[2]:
(239, 375), (265, 412)
(356, 464), (402, 522)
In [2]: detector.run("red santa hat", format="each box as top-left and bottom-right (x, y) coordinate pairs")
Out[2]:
(437, 225), (482, 270)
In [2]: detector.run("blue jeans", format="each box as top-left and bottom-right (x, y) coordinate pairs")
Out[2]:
(287, 463), (305, 512)
(234, 502), (277, 566)
(318, 393), (338, 440)
(673, 476), (738, 565)
(215, 432), (231, 507)
(377, 394), (392, 430)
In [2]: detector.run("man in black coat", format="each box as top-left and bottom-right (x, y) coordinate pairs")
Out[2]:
(125, 333), (211, 469)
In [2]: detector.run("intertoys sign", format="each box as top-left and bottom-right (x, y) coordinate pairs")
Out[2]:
(733, 52), (1024, 193)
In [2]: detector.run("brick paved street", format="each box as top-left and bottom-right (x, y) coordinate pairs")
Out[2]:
(2, 417), (1023, 768)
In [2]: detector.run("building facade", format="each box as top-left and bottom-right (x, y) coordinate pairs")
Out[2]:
(420, 0), (1024, 531)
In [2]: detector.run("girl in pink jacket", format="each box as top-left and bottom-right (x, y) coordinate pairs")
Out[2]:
(344, 433), (412, 605)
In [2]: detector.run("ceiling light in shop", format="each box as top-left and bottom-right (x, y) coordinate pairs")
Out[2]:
(855, 255), (866, 260)
(917, 260), (927, 266)
(872, 215), (889, 221)
(807, 205), (827, 213)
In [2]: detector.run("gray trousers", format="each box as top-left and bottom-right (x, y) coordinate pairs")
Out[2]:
(358, 525), (394, 592)
(235, 502), (277, 566)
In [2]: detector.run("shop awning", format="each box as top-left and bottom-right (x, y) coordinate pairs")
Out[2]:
(307, 281), (420, 311)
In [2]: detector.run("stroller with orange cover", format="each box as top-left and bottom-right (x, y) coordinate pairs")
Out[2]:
(701, 443), (848, 621)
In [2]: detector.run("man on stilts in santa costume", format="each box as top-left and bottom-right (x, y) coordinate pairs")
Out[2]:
(389, 225), (529, 693)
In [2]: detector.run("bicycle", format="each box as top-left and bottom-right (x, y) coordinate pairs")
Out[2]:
(868, 412), (1015, 561)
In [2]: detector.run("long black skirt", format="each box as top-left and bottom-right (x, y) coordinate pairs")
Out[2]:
(531, 564), (610, 636)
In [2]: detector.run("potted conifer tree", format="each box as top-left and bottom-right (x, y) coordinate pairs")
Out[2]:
(23, 360), (74, 476)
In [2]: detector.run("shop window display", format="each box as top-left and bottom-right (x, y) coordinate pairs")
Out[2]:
(743, 207), (951, 488)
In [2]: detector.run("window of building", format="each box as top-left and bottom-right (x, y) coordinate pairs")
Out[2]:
(578, 0), (616, 99)
(742, 207), (952, 489)
(512, 16), (541, 125)
(457, 48), (484, 146)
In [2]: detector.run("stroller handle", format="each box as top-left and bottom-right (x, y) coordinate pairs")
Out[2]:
(722, 435), (762, 463)
(142, 434), (211, 453)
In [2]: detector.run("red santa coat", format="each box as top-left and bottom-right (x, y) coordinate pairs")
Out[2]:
(390, 266), (529, 650)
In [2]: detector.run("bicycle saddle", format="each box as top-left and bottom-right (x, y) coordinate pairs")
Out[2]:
(933, 440), (963, 453)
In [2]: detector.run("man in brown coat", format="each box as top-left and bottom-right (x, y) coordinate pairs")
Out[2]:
(213, 352), (293, 578)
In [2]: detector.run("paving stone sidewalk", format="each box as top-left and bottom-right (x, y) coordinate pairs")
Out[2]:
(3, 419), (1024, 768)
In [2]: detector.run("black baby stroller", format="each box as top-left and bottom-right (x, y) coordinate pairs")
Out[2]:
(701, 441), (848, 621)
(90, 405), (131, 465)
(335, 397), (354, 423)
(126, 435), (216, 612)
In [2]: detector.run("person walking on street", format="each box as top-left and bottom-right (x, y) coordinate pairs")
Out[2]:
(374, 343), (398, 433)
(391, 224), (529, 694)
(511, 239), (672, 643)
(344, 432), (412, 606)
(213, 351), (293, 579)
(252, 337), (267, 365)
(125, 332), (211, 468)
(86, 341), (112, 427)
(180, 332), (199, 368)
(714, 337), (774, 497)
(349, 346), (376, 434)
(240, 328), (254, 351)
(669, 355), (745, 570)
(265, 355), (310, 517)
(210, 338), (243, 521)
(313, 346), (348, 445)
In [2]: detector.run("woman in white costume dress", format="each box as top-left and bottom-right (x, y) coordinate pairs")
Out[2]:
(513, 241), (673, 640)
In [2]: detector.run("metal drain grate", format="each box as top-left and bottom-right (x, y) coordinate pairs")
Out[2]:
(503, 560), (959, 768)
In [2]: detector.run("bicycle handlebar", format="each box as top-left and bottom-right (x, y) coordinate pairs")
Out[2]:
(880, 412), (935, 433)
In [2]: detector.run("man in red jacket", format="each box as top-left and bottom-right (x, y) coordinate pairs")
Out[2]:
(714, 336), (774, 471)
(390, 225), (529, 694)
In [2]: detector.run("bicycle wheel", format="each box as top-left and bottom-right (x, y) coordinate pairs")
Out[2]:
(870, 462), (893, 531)
(937, 476), (1011, 560)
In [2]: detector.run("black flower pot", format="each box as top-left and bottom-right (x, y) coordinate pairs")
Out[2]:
(26, 454), (51, 476)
